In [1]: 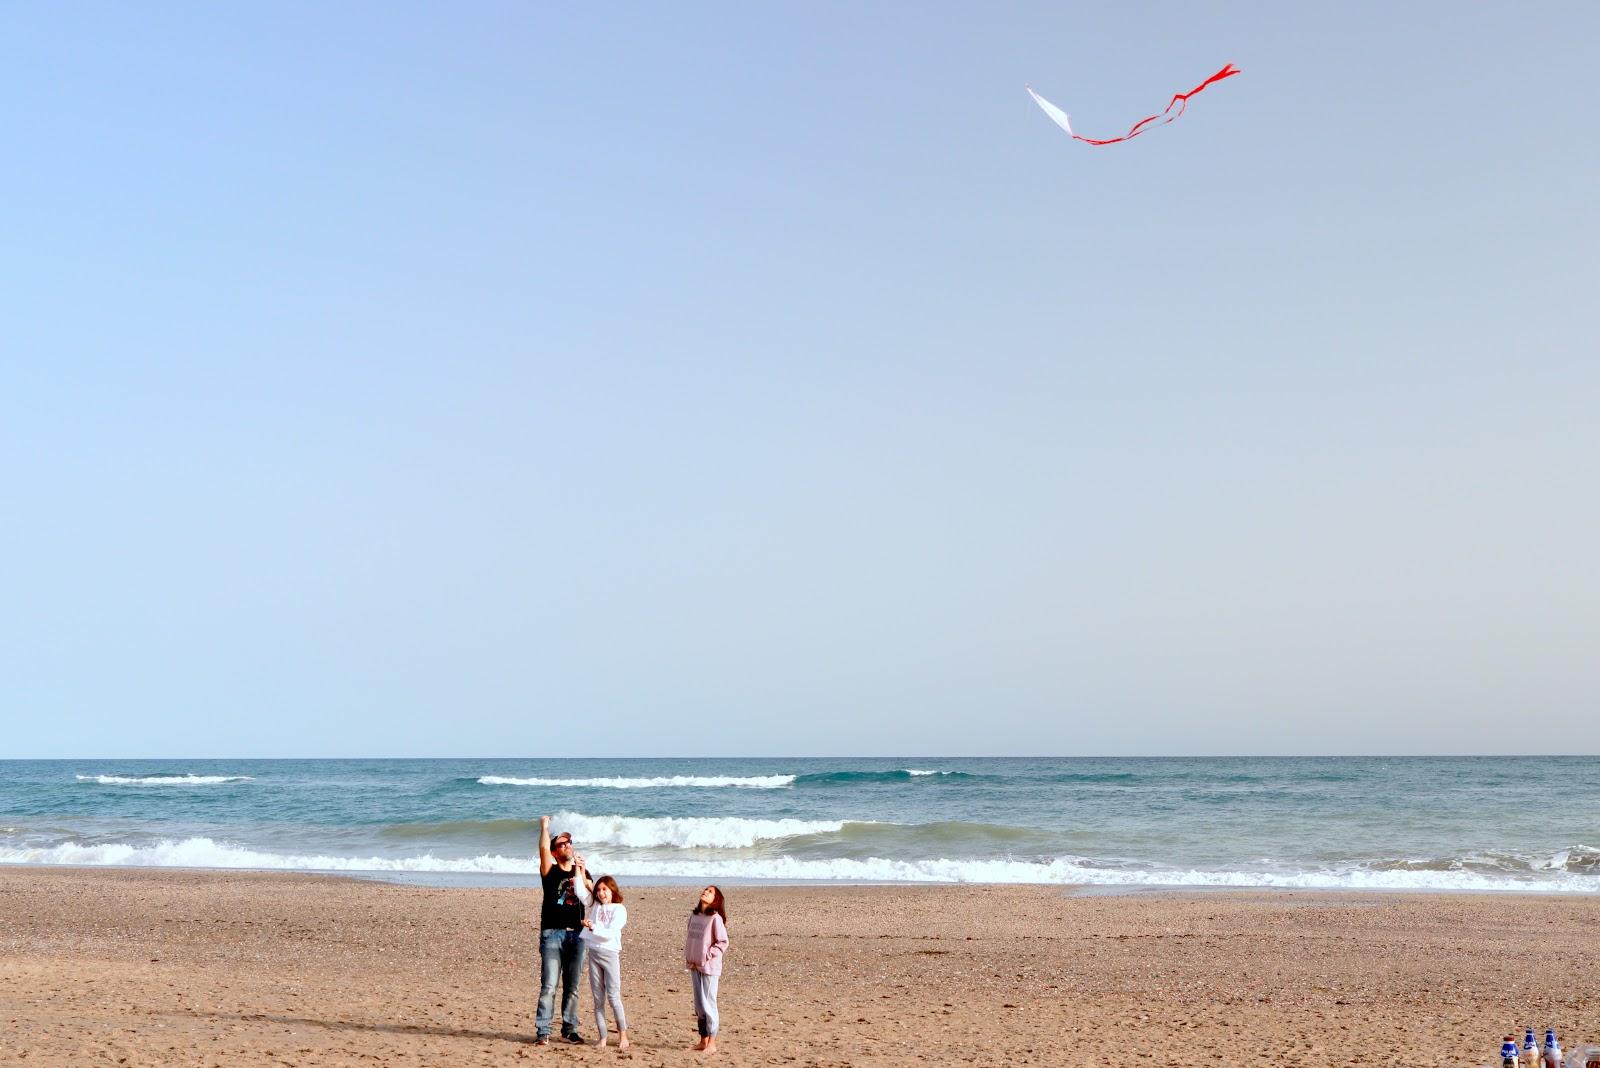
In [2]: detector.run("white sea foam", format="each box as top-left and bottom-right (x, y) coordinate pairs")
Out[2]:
(0, 837), (535, 874)
(75, 775), (254, 786)
(6, 837), (1600, 892)
(477, 774), (795, 790)
(595, 856), (1600, 893)
(551, 811), (848, 849)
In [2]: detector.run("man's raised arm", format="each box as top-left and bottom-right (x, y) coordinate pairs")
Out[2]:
(538, 815), (553, 876)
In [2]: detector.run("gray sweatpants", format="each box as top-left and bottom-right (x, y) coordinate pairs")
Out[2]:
(691, 970), (720, 1037)
(587, 947), (626, 1040)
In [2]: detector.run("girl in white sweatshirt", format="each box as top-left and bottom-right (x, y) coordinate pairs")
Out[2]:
(575, 868), (629, 1049)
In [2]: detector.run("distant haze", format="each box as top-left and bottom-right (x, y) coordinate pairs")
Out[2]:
(3, 4), (1596, 757)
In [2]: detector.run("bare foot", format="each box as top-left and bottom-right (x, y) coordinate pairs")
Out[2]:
(617, 1035), (631, 1051)
(593, 1036), (608, 1047)
(701, 1036), (718, 1055)
(692, 1038), (707, 1051)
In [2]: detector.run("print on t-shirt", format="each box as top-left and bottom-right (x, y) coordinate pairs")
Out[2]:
(540, 862), (585, 930)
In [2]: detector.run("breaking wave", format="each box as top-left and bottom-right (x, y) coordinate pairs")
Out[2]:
(476, 775), (796, 790)
(5, 837), (1600, 892)
(380, 812), (859, 850)
(75, 775), (254, 786)
(793, 769), (981, 785)
(472, 769), (980, 790)
(551, 811), (853, 849)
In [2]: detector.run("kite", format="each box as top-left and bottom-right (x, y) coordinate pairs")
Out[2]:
(1026, 63), (1239, 146)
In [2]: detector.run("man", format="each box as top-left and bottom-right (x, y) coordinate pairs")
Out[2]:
(535, 815), (592, 1045)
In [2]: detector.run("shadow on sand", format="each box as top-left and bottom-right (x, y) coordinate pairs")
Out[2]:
(160, 1009), (535, 1046)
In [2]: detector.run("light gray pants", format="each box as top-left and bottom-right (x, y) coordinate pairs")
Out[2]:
(691, 970), (720, 1037)
(587, 947), (626, 1040)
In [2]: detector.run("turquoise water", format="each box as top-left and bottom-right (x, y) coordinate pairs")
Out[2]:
(2, 757), (1596, 890)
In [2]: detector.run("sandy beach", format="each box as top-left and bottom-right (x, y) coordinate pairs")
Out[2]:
(1, 869), (1597, 1066)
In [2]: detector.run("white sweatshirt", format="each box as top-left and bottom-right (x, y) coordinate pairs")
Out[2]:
(575, 879), (628, 952)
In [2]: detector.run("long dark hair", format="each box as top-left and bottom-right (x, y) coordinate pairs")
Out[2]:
(592, 875), (623, 904)
(693, 884), (727, 924)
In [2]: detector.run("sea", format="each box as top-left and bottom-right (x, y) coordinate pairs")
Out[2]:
(2, 757), (1596, 892)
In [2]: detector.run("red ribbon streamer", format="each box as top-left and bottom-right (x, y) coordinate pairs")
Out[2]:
(1074, 62), (1240, 146)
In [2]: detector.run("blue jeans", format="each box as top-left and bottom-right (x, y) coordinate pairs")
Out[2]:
(536, 928), (587, 1038)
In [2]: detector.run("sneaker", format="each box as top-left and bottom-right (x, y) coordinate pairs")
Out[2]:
(534, 1036), (550, 1046)
(564, 1033), (586, 1044)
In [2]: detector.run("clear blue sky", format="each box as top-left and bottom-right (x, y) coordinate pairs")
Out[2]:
(3, 3), (1596, 757)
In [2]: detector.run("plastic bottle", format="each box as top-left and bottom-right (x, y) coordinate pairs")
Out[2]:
(1543, 1028), (1562, 1068)
(1565, 1044), (1600, 1068)
(1503, 1037), (1526, 1068)
(1527, 1030), (1544, 1068)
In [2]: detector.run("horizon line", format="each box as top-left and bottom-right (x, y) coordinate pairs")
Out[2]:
(7, 753), (1596, 762)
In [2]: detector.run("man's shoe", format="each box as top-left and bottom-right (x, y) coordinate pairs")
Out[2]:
(564, 1033), (586, 1044)
(534, 1036), (550, 1046)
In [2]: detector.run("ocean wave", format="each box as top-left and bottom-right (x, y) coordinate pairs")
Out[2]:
(476, 775), (796, 790)
(1547, 846), (1600, 873)
(551, 812), (854, 849)
(0, 837), (534, 874)
(594, 855), (1600, 892)
(379, 813), (857, 849)
(834, 820), (1045, 847)
(474, 769), (981, 790)
(793, 769), (982, 786)
(75, 775), (254, 786)
(377, 816), (1047, 853)
(6, 837), (1600, 892)
(1365, 846), (1600, 876)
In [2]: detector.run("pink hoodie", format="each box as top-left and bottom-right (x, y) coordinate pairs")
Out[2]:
(685, 911), (728, 976)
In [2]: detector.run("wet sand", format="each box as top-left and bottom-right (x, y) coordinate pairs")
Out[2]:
(2, 868), (1597, 1066)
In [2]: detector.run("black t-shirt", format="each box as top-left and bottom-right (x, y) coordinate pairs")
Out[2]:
(541, 862), (585, 930)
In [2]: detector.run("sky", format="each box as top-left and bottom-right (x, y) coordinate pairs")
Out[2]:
(2, 3), (1597, 758)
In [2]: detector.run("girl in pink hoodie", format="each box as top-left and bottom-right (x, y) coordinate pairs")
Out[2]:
(684, 885), (729, 1053)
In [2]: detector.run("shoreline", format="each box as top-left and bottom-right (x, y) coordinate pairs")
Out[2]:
(5, 867), (1600, 1066)
(5, 860), (1598, 897)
